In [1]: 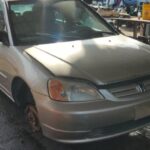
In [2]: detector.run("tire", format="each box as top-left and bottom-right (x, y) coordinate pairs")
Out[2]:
(25, 105), (41, 132)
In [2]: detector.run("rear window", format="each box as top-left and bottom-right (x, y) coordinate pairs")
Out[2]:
(11, 4), (33, 15)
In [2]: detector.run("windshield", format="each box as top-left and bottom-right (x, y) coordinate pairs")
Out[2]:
(8, 0), (117, 45)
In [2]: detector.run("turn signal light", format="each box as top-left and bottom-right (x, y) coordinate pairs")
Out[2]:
(49, 80), (65, 101)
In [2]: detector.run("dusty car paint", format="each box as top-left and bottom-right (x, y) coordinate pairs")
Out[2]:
(26, 35), (150, 85)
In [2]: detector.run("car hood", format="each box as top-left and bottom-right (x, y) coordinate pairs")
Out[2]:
(25, 35), (150, 85)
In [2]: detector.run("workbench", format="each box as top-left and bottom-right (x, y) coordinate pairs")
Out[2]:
(112, 17), (150, 38)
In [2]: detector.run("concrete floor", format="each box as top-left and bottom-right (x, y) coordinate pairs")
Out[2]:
(1, 91), (150, 150)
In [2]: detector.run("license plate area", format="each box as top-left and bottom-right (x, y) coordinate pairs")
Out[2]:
(135, 103), (150, 120)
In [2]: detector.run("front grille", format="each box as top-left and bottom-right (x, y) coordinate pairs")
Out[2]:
(108, 79), (150, 100)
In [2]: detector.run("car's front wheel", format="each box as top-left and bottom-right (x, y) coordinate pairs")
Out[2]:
(25, 105), (41, 132)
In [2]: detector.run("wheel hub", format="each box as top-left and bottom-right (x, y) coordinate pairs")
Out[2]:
(25, 105), (40, 132)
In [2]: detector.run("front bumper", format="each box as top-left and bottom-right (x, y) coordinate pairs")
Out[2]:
(32, 92), (150, 143)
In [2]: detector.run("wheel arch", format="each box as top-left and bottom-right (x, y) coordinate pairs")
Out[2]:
(11, 76), (35, 108)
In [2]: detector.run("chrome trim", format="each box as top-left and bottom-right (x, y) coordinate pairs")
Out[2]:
(0, 72), (7, 79)
(0, 83), (14, 102)
(108, 79), (150, 101)
(136, 83), (145, 93)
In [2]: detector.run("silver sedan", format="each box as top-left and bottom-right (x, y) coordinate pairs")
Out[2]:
(0, 0), (150, 143)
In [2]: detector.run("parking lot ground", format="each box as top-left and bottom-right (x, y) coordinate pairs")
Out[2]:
(1, 91), (150, 150)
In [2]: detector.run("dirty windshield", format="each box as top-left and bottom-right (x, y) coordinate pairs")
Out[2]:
(9, 0), (116, 45)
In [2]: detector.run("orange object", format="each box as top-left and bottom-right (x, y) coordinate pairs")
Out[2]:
(49, 80), (65, 101)
(142, 3), (150, 20)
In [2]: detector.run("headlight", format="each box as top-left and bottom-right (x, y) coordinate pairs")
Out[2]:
(48, 79), (104, 102)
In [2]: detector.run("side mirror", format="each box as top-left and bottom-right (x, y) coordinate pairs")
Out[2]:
(0, 31), (9, 46)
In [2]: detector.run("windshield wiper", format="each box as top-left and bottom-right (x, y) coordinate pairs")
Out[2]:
(98, 31), (115, 35)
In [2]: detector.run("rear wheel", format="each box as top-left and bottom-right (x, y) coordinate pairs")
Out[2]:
(25, 105), (41, 132)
